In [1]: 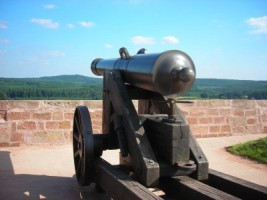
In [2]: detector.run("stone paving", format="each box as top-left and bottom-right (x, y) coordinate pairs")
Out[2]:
(0, 134), (266, 199)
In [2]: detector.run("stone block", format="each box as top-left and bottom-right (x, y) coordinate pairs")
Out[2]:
(206, 109), (219, 116)
(221, 125), (231, 133)
(256, 100), (267, 108)
(46, 122), (58, 129)
(0, 101), (8, 110)
(199, 117), (212, 124)
(83, 100), (103, 109)
(44, 100), (81, 110)
(210, 126), (221, 133)
(64, 112), (73, 120)
(213, 117), (225, 124)
(53, 112), (63, 120)
(197, 100), (230, 108)
(232, 117), (246, 127)
(0, 110), (7, 121)
(7, 101), (40, 110)
(247, 118), (255, 125)
(187, 117), (198, 124)
(59, 121), (70, 129)
(32, 112), (51, 120)
(10, 133), (23, 142)
(219, 108), (231, 116)
(17, 121), (36, 130)
(189, 109), (205, 117)
(233, 110), (244, 117)
(190, 125), (209, 136)
(7, 111), (30, 120)
(232, 126), (245, 133)
(245, 110), (256, 116)
(48, 132), (63, 143)
(231, 100), (255, 109)
(0, 123), (10, 142)
(32, 132), (48, 143)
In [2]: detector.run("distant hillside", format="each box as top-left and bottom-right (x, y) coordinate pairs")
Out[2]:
(188, 78), (267, 99)
(39, 74), (102, 85)
(0, 75), (266, 100)
(0, 75), (103, 100)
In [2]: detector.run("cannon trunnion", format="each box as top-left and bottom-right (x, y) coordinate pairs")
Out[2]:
(72, 48), (267, 199)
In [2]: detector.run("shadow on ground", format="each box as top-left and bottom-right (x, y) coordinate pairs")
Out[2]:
(0, 151), (108, 200)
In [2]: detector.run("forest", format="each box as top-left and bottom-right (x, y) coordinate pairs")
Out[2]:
(0, 75), (266, 100)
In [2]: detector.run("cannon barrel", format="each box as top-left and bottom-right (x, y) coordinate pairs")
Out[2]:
(91, 47), (196, 97)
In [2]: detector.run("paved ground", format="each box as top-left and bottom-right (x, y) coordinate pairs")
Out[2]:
(0, 134), (266, 199)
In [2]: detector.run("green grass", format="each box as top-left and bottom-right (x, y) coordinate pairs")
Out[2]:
(227, 137), (267, 164)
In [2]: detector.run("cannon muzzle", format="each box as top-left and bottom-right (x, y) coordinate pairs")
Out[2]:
(91, 47), (196, 98)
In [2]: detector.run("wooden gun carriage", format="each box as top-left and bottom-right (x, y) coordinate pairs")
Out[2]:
(72, 48), (267, 199)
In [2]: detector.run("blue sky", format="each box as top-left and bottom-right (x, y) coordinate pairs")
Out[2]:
(0, 0), (267, 80)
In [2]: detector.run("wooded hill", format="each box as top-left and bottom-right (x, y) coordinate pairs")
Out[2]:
(0, 75), (266, 100)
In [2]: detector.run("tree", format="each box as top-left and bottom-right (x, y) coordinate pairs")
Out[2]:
(0, 92), (7, 100)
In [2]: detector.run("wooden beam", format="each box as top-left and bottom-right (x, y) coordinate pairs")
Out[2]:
(159, 176), (240, 200)
(94, 158), (163, 200)
(207, 169), (267, 200)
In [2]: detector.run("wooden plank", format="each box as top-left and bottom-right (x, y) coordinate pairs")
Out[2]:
(207, 169), (267, 200)
(94, 158), (163, 200)
(159, 176), (240, 200)
(106, 70), (160, 187)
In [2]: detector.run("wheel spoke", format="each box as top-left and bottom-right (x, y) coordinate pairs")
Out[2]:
(73, 132), (79, 142)
(74, 117), (81, 135)
(74, 149), (80, 158)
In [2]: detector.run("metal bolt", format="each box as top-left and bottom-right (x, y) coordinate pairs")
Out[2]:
(147, 159), (154, 165)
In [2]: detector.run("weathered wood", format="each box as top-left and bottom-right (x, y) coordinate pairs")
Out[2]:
(141, 97), (209, 181)
(160, 176), (240, 200)
(106, 70), (160, 187)
(144, 118), (190, 164)
(102, 72), (119, 150)
(206, 169), (267, 200)
(94, 158), (163, 200)
(189, 131), (209, 180)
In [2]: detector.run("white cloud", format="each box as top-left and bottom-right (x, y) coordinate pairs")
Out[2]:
(161, 36), (179, 44)
(31, 18), (59, 29)
(0, 22), (7, 29)
(67, 24), (75, 28)
(131, 36), (155, 45)
(42, 50), (65, 57)
(43, 4), (56, 9)
(246, 16), (267, 34)
(104, 44), (112, 49)
(80, 21), (95, 28)
(0, 40), (10, 44)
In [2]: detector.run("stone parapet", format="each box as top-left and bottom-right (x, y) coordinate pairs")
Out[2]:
(0, 100), (266, 147)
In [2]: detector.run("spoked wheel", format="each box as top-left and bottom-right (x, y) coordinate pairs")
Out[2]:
(73, 106), (95, 186)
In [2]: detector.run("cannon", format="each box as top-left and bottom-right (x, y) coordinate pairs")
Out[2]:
(73, 47), (208, 192)
(72, 48), (267, 199)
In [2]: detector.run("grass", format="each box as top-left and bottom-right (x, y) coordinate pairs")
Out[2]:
(227, 137), (267, 164)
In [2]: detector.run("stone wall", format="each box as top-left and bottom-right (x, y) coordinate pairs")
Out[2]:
(0, 100), (266, 147)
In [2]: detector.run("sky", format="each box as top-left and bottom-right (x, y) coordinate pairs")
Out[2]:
(0, 0), (267, 80)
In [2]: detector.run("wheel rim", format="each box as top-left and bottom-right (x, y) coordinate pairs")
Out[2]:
(73, 106), (94, 186)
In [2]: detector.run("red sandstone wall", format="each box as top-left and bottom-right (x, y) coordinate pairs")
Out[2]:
(0, 100), (266, 147)
(178, 100), (267, 137)
(0, 100), (102, 147)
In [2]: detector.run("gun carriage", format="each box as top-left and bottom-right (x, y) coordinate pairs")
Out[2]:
(72, 48), (267, 199)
